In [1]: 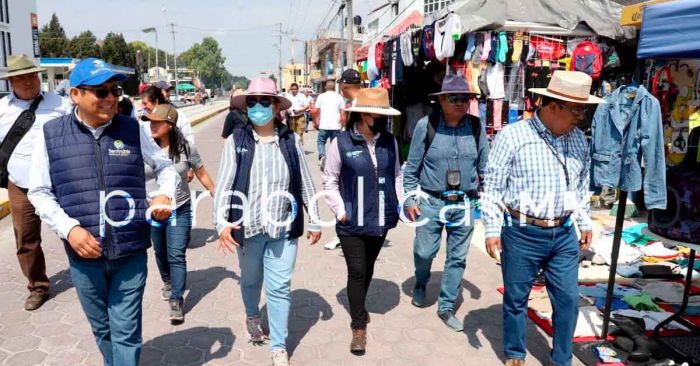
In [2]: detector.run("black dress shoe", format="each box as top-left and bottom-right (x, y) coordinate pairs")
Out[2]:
(24, 292), (48, 311)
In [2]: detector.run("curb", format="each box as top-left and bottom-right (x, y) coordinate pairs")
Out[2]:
(190, 105), (229, 127)
(0, 189), (8, 221)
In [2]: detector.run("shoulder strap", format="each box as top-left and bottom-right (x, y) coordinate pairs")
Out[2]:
(469, 114), (481, 152)
(423, 111), (441, 158)
(0, 95), (44, 185)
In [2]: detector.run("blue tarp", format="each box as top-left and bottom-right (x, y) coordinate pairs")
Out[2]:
(638, 0), (700, 59)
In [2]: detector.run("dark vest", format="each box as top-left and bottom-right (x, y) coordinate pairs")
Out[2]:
(227, 123), (305, 245)
(336, 130), (399, 236)
(43, 111), (150, 260)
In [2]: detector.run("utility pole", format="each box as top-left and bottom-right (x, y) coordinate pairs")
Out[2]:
(337, 2), (346, 79)
(277, 23), (283, 91)
(346, 0), (354, 67)
(169, 22), (179, 96)
(163, 8), (169, 80)
(291, 35), (296, 84)
(304, 41), (309, 87)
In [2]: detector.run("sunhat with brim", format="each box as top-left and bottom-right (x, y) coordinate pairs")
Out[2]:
(429, 73), (480, 96)
(529, 70), (605, 104)
(231, 77), (291, 110)
(345, 88), (401, 116)
(141, 104), (178, 124)
(70, 57), (127, 87)
(1, 54), (46, 79)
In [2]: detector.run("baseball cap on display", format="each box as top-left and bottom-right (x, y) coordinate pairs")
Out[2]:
(337, 69), (361, 85)
(154, 80), (172, 90)
(69, 57), (127, 88)
(141, 104), (178, 124)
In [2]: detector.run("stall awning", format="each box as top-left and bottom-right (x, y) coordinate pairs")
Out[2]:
(387, 10), (423, 36)
(637, 0), (700, 59)
(177, 83), (195, 91)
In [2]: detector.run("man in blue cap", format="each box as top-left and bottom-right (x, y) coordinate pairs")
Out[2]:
(28, 57), (179, 366)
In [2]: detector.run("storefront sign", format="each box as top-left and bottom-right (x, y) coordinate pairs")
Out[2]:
(620, 0), (673, 27)
(31, 13), (39, 57)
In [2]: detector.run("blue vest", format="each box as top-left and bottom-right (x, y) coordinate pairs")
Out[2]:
(228, 123), (305, 245)
(43, 111), (150, 260)
(336, 130), (399, 236)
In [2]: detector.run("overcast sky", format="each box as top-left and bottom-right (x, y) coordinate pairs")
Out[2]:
(37, 0), (373, 79)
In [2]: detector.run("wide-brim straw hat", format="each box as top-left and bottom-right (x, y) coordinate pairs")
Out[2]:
(1, 54), (46, 79)
(529, 70), (605, 104)
(231, 77), (291, 110)
(344, 88), (401, 116)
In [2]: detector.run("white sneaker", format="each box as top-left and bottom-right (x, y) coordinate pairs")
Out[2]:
(272, 349), (289, 366)
(324, 237), (341, 250)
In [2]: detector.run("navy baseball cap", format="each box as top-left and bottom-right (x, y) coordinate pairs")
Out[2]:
(69, 57), (127, 88)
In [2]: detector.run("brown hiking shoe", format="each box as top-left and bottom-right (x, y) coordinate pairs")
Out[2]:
(24, 291), (48, 311)
(505, 359), (525, 366)
(350, 328), (367, 355)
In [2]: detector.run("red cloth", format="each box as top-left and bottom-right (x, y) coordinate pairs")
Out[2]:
(530, 36), (566, 60)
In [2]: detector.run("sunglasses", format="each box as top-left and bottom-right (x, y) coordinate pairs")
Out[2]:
(78, 86), (123, 99)
(446, 94), (471, 104)
(556, 103), (588, 116)
(246, 97), (274, 108)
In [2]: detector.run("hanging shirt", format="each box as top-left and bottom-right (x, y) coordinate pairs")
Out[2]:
(486, 63), (506, 100)
(367, 42), (380, 81)
(400, 31), (414, 67)
(434, 13), (462, 61)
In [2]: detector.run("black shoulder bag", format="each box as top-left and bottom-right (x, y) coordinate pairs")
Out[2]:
(0, 95), (44, 188)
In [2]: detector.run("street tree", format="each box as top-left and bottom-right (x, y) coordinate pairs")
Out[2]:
(68, 30), (101, 59)
(39, 13), (69, 57)
(101, 32), (135, 67)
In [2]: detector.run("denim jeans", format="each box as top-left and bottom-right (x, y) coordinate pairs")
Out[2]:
(317, 129), (339, 159)
(501, 218), (579, 366)
(413, 196), (474, 313)
(68, 252), (147, 366)
(238, 233), (298, 351)
(151, 203), (192, 302)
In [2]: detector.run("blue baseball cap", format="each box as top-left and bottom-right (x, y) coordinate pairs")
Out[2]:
(69, 57), (127, 88)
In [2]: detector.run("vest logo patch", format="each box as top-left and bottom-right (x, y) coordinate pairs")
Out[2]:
(236, 147), (249, 154)
(345, 150), (363, 159)
(109, 139), (131, 157)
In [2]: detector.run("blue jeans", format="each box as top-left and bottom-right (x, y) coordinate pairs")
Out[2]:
(413, 196), (474, 313)
(317, 129), (339, 159)
(151, 203), (192, 302)
(68, 253), (147, 366)
(238, 233), (298, 351)
(501, 218), (579, 366)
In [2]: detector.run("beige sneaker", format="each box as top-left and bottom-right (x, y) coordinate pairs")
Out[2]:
(272, 349), (289, 366)
(505, 359), (525, 366)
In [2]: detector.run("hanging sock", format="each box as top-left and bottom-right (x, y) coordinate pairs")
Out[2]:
(481, 31), (491, 62)
(487, 33), (498, 64)
(471, 32), (484, 66)
(511, 32), (523, 63)
(464, 33), (476, 61)
(497, 32), (508, 64)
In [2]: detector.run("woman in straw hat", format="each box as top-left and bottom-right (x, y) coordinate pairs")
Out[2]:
(322, 87), (402, 355)
(213, 77), (321, 366)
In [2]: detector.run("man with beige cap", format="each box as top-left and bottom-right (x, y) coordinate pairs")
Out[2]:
(482, 71), (603, 366)
(0, 54), (72, 310)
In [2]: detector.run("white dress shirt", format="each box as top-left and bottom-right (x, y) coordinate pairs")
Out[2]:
(28, 108), (179, 240)
(286, 92), (308, 117)
(0, 91), (73, 188)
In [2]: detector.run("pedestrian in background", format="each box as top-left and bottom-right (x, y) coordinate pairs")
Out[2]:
(285, 83), (309, 143)
(141, 86), (195, 145)
(221, 89), (248, 139)
(323, 88), (402, 355)
(403, 73), (489, 332)
(0, 54), (72, 311)
(482, 71), (597, 366)
(314, 79), (345, 171)
(143, 103), (215, 325)
(28, 57), (178, 366)
(213, 77), (321, 366)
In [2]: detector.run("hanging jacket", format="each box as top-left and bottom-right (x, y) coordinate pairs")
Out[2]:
(591, 85), (667, 209)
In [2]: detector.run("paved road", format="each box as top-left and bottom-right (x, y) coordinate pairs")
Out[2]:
(0, 112), (583, 365)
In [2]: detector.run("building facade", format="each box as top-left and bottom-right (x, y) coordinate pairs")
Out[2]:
(0, 0), (39, 93)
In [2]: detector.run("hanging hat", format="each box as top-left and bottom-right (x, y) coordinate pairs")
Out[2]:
(430, 73), (480, 96)
(231, 77), (291, 110)
(344, 88), (401, 116)
(0, 54), (46, 79)
(529, 71), (605, 104)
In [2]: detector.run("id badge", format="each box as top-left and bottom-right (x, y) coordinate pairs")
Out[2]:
(563, 191), (579, 211)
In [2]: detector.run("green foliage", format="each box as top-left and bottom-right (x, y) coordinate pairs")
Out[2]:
(38, 13), (69, 57)
(100, 32), (135, 68)
(68, 30), (100, 59)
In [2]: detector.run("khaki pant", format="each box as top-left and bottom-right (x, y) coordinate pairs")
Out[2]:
(289, 115), (306, 140)
(8, 181), (49, 294)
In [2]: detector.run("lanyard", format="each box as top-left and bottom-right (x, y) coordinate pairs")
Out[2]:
(529, 119), (571, 190)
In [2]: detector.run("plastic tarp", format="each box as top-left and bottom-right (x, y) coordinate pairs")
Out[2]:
(638, 0), (700, 59)
(444, 0), (636, 39)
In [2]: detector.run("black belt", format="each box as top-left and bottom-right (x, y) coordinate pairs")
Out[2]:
(423, 189), (478, 202)
(507, 208), (570, 228)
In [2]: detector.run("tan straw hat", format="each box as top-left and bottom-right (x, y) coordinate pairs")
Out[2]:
(1, 54), (46, 79)
(529, 71), (605, 104)
(345, 88), (401, 116)
(141, 104), (179, 124)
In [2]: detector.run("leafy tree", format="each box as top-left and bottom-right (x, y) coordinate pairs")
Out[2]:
(178, 37), (228, 89)
(130, 41), (172, 70)
(68, 30), (100, 59)
(100, 32), (135, 67)
(39, 13), (69, 57)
